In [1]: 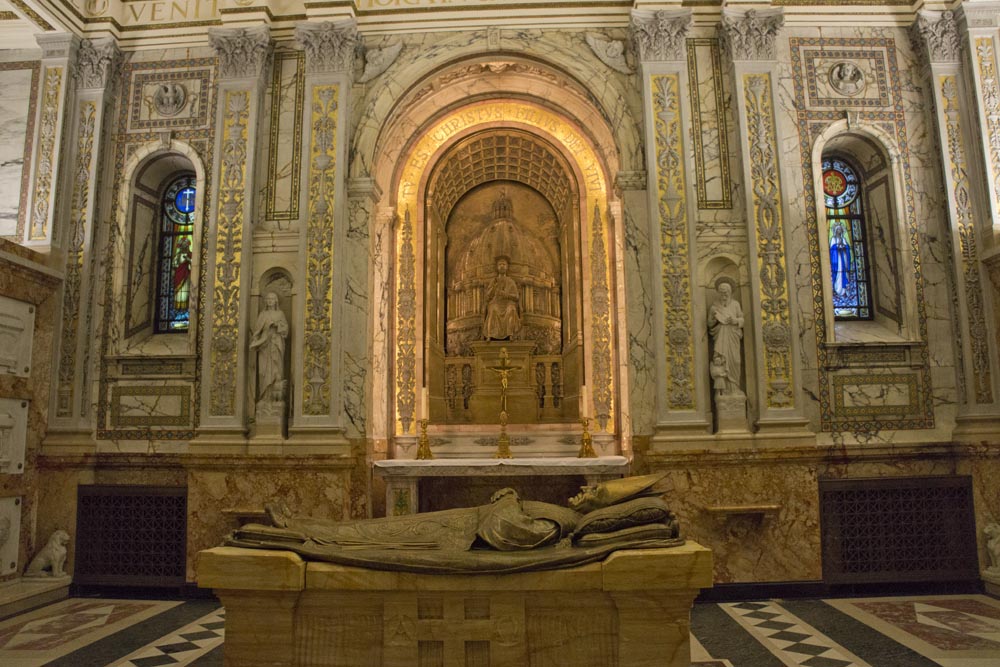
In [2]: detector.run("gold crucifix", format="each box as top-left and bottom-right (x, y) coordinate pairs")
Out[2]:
(486, 347), (521, 458)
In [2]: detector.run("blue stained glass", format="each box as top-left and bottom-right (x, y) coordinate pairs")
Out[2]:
(155, 176), (195, 333)
(823, 159), (873, 320)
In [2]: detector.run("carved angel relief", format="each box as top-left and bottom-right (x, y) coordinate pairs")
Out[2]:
(358, 41), (403, 83)
(585, 34), (633, 74)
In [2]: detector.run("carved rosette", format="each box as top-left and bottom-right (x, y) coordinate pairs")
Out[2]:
(651, 74), (695, 411)
(941, 76), (993, 403)
(630, 9), (691, 62)
(743, 73), (794, 408)
(209, 26), (271, 79)
(75, 38), (121, 90)
(295, 20), (357, 75)
(719, 9), (784, 62)
(911, 11), (961, 65)
(303, 85), (339, 415)
(975, 38), (1000, 220)
(209, 91), (250, 416)
(29, 66), (63, 241)
(396, 209), (417, 434)
(56, 101), (96, 418)
(590, 204), (614, 431)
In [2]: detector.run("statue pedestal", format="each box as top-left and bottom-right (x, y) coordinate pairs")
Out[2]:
(984, 569), (1000, 597)
(198, 543), (713, 667)
(714, 393), (748, 433)
(252, 400), (286, 444)
(467, 341), (538, 424)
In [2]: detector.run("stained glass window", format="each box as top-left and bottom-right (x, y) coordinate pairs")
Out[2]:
(155, 175), (195, 333)
(823, 158), (872, 320)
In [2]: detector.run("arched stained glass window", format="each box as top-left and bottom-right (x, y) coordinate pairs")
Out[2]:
(823, 158), (872, 320)
(155, 175), (195, 333)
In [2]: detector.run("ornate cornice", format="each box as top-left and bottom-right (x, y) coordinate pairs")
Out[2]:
(630, 9), (691, 63)
(718, 8), (784, 62)
(208, 25), (271, 80)
(912, 10), (961, 65)
(35, 33), (78, 61)
(295, 20), (358, 75)
(75, 37), (121, 91)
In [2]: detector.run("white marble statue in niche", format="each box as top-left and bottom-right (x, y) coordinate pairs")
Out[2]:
(829, 61), (865, 97)
(482, 256), (522, 341)
(708, 280), (745, 397)
(250, 292), (289, 417)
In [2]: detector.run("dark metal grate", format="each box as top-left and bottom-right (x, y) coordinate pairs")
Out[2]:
(820, 476), (978, 584)
(75, 485), (187, 586)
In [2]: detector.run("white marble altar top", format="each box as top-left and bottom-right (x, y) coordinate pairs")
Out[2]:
(374, 456), (629, 477)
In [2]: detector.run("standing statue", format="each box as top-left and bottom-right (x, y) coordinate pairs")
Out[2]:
(483, 257), (521, 340)
(249, 292), (289, 406)
(985, 523), (1000, 576)
(708, 281), (744, 396)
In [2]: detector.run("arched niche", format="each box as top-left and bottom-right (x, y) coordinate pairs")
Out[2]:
(110, 140), (207, 356)
(249, 268), (294, 424)
(369, 59), (625, 455)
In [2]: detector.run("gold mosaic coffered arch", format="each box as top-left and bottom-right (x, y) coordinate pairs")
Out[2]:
(428, 129), (575, 222)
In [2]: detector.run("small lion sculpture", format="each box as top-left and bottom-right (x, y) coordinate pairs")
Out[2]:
(25, 529), (70, 578)
(986, 523), (1000, 576)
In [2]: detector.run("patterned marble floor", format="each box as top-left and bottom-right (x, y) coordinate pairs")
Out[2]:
(0, 594), (997, 666)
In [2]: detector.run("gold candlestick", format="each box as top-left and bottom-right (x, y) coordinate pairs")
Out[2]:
(578, 417), (597, 458)
(416, 419), (434, 460)
(495, 411), (512, 459)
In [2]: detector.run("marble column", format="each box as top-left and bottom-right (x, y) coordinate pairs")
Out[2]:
(23, 33), (78, 250)
(914, 10), (1000, 436)
(631, 9), (712, 446)
(196, 26), (272, 449)
(46, 38), (122, 447)
(287, 20), (356, 454)
(719, 9), (810, 437)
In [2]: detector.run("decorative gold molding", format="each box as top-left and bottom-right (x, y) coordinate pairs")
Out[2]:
(651, 73), (695, 411)
(395, 208), (416, 434)
(589, 203), (614, 430)
(302, 83), (338, 416)
(29, 66), (63, 241)
(208, 89), (250, 417)
(56, 101), (97, 419)
(940, 74), (992, 404)
(7, 0), (53, 30)
(743, 73), (794, 409)
(975, 37), (1000, 222)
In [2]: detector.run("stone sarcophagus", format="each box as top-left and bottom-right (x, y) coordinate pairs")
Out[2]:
(197, 543), (712, 667)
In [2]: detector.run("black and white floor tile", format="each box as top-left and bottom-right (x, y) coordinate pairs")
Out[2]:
(0, 593), (997, 666)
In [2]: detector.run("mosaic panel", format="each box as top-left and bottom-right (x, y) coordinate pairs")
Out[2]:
(127, 67), (213, 132)
(790, 36), (934, 431)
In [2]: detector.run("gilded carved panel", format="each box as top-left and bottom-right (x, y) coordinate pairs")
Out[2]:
(651, 74), (696, 412)
(56, 101), (97, 418)
(975, 37), (1000, 224)
(303, 84), (338, 416)
(208, 89), (250, 417)
(940, 74), (992, 404)
(29, 66), (63, 241)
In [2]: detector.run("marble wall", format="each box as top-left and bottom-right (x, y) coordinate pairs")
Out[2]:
(0, 64), (37, 241)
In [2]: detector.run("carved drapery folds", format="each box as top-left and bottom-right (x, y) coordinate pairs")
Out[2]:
(75, 38), (121, 91)
(912, 10), (961, 65)
(630, 9), (691, 62)
(295, 20), (358, 75)
(209, 26), (272, 79)
(719, 9), (784, 62)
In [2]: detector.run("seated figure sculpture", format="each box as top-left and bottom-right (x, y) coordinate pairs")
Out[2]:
(227, 474), (682, 574)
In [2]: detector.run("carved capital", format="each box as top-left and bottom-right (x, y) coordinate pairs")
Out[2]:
(719, 8), (784, 62)
(75, 37), (121, 91)
(630, 9), (691, 63)
(295, 20), (358, 75)
(912, 10), (962, 65)
(208, 26), (272, 80)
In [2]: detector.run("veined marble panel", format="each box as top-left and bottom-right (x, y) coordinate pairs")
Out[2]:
(265, 52), (304, 223)
(0, 65), (36, 240)
(109, 384), (192, 428)
(124, 196), (156, 338)
(0, 496), (21, 576)
(867, 177), (900, 323)
(832, 373), (918, 416)
(687, 39), (731, 210)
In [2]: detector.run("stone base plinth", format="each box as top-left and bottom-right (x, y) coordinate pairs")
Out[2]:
(714, 394), (748, 433)
(198, 543), (713, 667)
(984, 570), (1000, 598)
